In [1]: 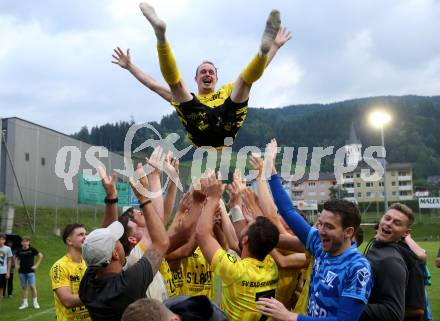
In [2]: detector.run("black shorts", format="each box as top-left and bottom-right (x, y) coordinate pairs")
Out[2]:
(0, 274), (6, 289)
(174, 94), (248, 147)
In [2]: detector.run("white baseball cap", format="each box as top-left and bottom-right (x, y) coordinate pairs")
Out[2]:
(82, 221), (124, 268)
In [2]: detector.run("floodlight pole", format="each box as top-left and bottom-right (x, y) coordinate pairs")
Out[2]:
(380, 125), (388, 212)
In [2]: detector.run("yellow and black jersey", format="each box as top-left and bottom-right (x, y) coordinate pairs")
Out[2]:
(171, 83), (248, 147)
(160, 259), (184, 297)
(212, 249), (279, 321)
(181, 246), (214, 298)
(50, 255), (91, 321)
(293, 252), (313, 314)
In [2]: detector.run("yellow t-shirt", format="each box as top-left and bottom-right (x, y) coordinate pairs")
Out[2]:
(181, 246), (214, 298)
(276, 266), (302, 310)
(160, 259), (184, 297)
(293, 252), (313, 314)
(50, 255), (91, 321)
(212, 249), (279, 321)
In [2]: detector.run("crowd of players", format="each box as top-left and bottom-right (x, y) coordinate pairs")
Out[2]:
(2, 140), (439, 321)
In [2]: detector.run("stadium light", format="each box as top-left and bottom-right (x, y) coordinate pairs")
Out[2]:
(369, 110), (391, 211)
(369, 110), (391, 129)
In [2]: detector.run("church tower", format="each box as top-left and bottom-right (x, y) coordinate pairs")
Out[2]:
(345, 123), (362, 167)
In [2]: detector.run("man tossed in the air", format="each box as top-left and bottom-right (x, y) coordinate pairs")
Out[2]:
(113, 3), (289, 147)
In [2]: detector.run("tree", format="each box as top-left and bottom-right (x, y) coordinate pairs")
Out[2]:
(329, 185), (349, 199)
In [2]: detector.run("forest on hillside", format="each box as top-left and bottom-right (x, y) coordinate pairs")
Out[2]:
(72, 95), (440, 180)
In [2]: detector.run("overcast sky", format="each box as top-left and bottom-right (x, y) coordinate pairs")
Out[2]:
(1, 0), (439, 134)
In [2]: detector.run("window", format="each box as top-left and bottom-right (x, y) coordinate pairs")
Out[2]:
(308, 182), (316, 187)
(366, 182), (373, 187)
(41, 157), (45, 166)
(343, 183), (354, 188)
(366, 192), (372, 197)
(392, 181), (396, 186)
(293, 191), (302, 197)
(398, 171), (407, 176)
(392, 191), (397, 196)
(356, 173), (361, 178)
(357, 183), (361, 187)
(357, 192), (362, 197)
(391, 171), (396, 176)
(379, 182), (384, 187)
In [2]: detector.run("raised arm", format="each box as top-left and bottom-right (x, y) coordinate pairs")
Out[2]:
(249, 153), (287, 234)
(166, 234), (197, 261)
(277, 234), (306, 253)
(226, 171), (248, 240)
(270, 249), (307, 269)
(163, 155), (179, 225)
(130, 163), (169, 274)
(98, 166), (119, 228)
(112, 47), (172, 101)
(266, 139), (311, 245)
(196, 173), (226, 263)
(218, 199), (240, 253)
(266, 27), (292, 67)
(145, 146), (166, 222)
(166, 191), (198, 254)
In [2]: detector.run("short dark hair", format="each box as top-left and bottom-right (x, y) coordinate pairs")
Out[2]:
(389, 203), (415, 227)
(122, 298), (171, 321)
(247, 216), (280, 261)
(22, 236), (31, 241)
(0, 232), (6, 240)
(62, 223), (85, 244)
(195, 61), (217, 77)
(118, 215), (134, 256)
(323, 199), (361, 230)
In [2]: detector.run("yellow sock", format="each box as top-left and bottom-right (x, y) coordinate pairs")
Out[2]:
(241, 53), (268, 85)
(157, 42), (181, 85)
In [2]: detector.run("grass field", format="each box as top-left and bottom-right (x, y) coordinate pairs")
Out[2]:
(0, 208), (439, 321)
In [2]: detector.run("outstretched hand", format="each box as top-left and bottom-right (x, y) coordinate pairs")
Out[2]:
(97, 166), (117, 198)
(145, 145), (165, 176)
(249, 153), (264, 179)
(273, 26), (292, 49)
(129, 162), (150, 203)
(177, 191), (193, 214)
(112, 47), (132, 69)
(265, 138), (278, 176)
(205, 171), (225, 200)
(242, 188), (264, 218)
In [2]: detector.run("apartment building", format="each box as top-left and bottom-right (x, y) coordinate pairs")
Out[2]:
(342, 162), (414, 203)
